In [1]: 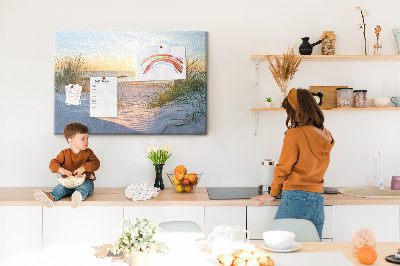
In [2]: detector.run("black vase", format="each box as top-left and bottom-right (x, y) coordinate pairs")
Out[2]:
(299, 37), (322, 55)
(154, 164), (164, 190)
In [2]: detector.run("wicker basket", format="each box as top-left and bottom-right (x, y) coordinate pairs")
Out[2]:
(57, 174), (86, 189)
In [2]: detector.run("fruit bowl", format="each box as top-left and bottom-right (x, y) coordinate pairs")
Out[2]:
(166, 172), (202, 193)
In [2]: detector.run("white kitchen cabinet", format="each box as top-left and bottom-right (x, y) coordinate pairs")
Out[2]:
(247, 206), (333, 240)
(0, 206), (42, 264)
(124, 206), (205, 232)
(204, 206), (246, 236)
(43, 206), (123, 247)
(333, 205), (399, 242)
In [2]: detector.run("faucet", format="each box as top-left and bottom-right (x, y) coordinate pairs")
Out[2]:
(372, 150), (384, 189)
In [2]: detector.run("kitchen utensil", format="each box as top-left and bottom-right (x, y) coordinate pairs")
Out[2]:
(263, 231), (295, 250)
(258, 159), (275, 195)
(207, 225), (233, 256)
(230, 225), (250, 250)
(385, 255), (400, 264)
(391, 176), (400, 190)
(372, 98), (390, 107)
(299, 37), (322, 55)
(391, 97), (400, 107)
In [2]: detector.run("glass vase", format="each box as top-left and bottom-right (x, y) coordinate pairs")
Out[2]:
(392, 28), (400, 54)
(154, 164), (164, 190)
(361, 37), (369, 55)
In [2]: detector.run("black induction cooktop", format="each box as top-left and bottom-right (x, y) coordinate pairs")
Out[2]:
(207, 187), (259, 200)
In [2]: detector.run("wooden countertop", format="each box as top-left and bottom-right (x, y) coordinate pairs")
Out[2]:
(1, 187), (400, 206)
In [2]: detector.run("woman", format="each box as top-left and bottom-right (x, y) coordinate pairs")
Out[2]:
(251, 88), (335, 240)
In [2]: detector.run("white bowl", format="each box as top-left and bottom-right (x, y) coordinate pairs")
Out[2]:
(372, 98), (390, 107)
(263, 230), (295, 250)
(57, 173), (86, 189)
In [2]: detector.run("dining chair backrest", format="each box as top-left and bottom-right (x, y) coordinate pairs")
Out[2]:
(267, 218), (321, 242)
(157, 221), (205, 241)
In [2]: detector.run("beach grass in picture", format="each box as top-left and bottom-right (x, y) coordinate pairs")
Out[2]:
(54, 31), (207, 135)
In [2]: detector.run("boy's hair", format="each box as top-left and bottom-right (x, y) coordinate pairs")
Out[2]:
(64, 122), (89, 141)
(282, 88), (324, 129)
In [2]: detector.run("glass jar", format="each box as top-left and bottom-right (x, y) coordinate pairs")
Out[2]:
(258, 159), (275, 195)
(337, 88), (353, 108)
(354, 90), (367, 108)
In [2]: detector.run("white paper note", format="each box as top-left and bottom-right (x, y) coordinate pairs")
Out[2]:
(65, 84), (82, 106)
(90, 77), (117, 117)
(137, 46), (186, 81)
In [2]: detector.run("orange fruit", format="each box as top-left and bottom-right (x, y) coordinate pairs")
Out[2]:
(357, 246), (377, 264)
(174, 165), (187, 175)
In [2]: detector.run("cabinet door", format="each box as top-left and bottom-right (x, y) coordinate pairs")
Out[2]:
(124, 206), (205, 232)
(333, 205), (399, 242)
(0, 206), (42, 264)
(247, 206), (333, 240)
(204, 206), (246, 236)
(43, 206), (123, 247)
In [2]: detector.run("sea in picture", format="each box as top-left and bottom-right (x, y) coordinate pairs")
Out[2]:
(54, 31), (207, 135)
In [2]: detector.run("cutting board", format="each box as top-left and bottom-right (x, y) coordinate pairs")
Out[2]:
(309, 86), (348, 108)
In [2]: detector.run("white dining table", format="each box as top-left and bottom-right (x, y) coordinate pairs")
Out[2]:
(2, 242), (398, 266)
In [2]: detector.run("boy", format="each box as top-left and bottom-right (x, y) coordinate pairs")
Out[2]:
(34, 122), (100, 209)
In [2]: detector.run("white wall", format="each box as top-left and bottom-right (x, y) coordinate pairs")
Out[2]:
(1, 0), (400, 188)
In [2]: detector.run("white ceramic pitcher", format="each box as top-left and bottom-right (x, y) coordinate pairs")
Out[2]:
(207, 225), (233, 256)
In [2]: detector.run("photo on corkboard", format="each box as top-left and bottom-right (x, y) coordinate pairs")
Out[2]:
(54, 31), (207, 135)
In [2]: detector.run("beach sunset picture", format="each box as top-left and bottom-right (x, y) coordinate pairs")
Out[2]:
(54, 31), (207, 134)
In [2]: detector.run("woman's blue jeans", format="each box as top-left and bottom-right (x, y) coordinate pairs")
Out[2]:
(50, 180), (94, 201)
(274, 190), (324, 240)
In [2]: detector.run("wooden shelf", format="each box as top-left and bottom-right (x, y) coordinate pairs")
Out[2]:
(252, 107), (400, 111)
(250, 55), (400, 61)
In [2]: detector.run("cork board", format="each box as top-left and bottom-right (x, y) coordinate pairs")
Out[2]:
(309, 86), (348, 108)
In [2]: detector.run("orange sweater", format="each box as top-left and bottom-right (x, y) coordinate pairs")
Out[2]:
(270, 125), (335, 197)
(49, 148), (100, 180)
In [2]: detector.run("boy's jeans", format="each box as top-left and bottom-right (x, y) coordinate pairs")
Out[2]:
(50, 180), (94, 201)
(274, 190), (324, 240)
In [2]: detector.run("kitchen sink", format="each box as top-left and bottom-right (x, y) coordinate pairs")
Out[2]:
(339, 187), (400, 198)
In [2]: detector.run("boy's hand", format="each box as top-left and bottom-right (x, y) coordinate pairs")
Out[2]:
(250, 194), (275, 207)
(58, 168), (72, 177)
(73, 166), (85, 178)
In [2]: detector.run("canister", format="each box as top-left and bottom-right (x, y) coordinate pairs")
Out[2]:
(258, 159), (275, 195)
(354, 90), (367, 108)
(337, 88), (353, 108)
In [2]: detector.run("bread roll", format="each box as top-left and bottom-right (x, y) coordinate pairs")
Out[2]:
(246, 258), (260, 266)
(232, 250), (253, 261)
(257, 256), (275, 266)
(233, 258), (247, 266)
(251, 250), (269, 260)
(217, 254), (235, 266)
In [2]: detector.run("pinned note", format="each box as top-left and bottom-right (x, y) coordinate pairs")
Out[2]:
(65, 84), (82, 105)
(90, 77), (117, 117)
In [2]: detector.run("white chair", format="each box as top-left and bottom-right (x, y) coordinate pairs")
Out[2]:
(267, 218), (321, 242)
(156, 221), (206, 250)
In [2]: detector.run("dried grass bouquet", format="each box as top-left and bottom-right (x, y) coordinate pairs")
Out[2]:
(267, 46), (303, 97)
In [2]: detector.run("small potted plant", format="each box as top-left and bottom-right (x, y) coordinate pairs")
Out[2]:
(265, 97), (273, 108)
(110, 218), (164, 266)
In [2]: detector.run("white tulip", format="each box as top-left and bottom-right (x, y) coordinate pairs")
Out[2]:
(155, 145), (160, 151)
(164, 145), (171, 152)
(146, 146), (152, 153)
(152, 146), (157, 152)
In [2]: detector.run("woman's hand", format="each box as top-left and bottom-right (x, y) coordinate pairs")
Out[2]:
(250, 194), (275, 207)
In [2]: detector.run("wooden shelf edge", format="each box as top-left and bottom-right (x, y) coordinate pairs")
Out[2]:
(250, 55), (400, 61)
(252, 107), (400, 111)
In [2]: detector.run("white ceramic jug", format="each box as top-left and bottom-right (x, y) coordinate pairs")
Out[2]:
(207, 225), (233, 256)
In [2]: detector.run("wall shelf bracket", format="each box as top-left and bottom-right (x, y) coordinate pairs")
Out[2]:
(254, 58), (261, 85)
(253, 111), (259, 136)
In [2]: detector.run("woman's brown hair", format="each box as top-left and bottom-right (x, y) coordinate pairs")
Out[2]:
(282, 88), (324, 129)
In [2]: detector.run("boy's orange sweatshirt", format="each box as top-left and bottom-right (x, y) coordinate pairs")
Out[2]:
(270, 125), (335, 197)
(49, 148), (100, 180)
